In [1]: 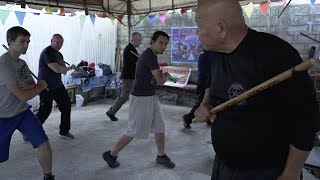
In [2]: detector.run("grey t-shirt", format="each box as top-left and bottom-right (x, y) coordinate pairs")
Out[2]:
(131, 48), (159, 96)
(0, 53), (32, 118)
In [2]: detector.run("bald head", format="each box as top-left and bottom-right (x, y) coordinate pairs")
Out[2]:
(198, 0), (244, 25)
(51, 34), (64, 51)
(130, 32), (142, 48)
(196, 0), (248, 52)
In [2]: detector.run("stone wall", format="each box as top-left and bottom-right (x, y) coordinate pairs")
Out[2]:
(117, 4), (320, 106)
(117, 4), (320, 74)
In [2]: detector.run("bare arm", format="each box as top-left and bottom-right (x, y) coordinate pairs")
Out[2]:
(6, 80), (47, 101)
(17, 78), (37, 90)
(194, 88), (216, 123)
(151, 69), (170, 85)
(48, 62), (73, 75)
(201, 88), (212, 105)
(277, 145), (310, 180)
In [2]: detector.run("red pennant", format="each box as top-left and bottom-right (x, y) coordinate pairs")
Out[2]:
(260, 2), (270, 16)
(59, 7), (65, 16)
(101, 11), (108, 18)
(180, 8), (188, 15)
(117, 15), (123, 23)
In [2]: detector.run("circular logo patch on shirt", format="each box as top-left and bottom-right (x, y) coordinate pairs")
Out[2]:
(228, 82), (247, 107)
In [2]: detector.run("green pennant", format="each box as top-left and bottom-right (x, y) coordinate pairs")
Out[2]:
(80, 15), (86, 28)
(139, 16), (145, 25)
(0, 10), (10, 25)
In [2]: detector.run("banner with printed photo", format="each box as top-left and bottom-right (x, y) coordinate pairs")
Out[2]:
(171, 27), (203, 63)
(161, 66), (191, 88)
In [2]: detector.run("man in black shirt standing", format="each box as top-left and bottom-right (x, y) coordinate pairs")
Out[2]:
(102, 31), (175, 169)
(194, 0), (319, 180)
(106, 32), (142, 121)
(36, 34), (76, 140)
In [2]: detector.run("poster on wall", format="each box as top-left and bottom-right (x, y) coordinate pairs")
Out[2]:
(171, 26), (203, 63)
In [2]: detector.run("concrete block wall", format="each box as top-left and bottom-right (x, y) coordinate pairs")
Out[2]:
(117, 4), (320, 74)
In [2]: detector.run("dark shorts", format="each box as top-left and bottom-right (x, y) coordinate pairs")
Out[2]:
(0, 108), (48, 163)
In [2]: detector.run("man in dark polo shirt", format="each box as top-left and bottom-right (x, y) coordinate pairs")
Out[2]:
(36, 34), (76, 140)
(106, 32), (142, 121)
(194, 0), (319, 179)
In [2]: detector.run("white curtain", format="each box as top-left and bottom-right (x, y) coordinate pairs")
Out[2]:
(0, 5), (118, 109)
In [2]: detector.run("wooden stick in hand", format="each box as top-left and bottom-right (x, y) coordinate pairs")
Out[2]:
(192, 58), (316, 123)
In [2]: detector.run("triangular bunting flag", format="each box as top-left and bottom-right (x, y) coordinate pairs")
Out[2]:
(139, 16), (145, 25)
(180, 8), (188, 15)
(15, 11), (26, 25)
(117, 15), (123, 23)
(260, 2), (270, 16)
(243, 3), (254, 19)
(191, 6), (197, 12)
(70, 9), (76, 16)
(110, 15), (115, 25)
(101, 11), (108, 18)
(80, 15), (86, 28)
(90, 15), (96, 25)
(311, 0), (316, 5)
(0, 10), (10, 25)
(277, 0), (287, 6)
(45, 6), (52, 14)
(59, 7), (65, 16)
(148, 15), (156, 25)
(159, 13), (166, 25)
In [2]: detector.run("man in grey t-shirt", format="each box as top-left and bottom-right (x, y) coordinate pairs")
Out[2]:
(102, 31), (175, 169)
(0, 26), (55, 180)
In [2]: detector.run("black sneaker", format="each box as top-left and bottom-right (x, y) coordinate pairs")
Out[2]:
(106, 112), (118, 121)
(60, 132), (75, 140)
(182, 114), (192, 129)
(156, 154), (175, 168)
(102, 150), (120, 168)
(43, 175), (55, 180)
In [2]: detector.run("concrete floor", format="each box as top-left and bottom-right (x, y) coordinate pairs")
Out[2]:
(0, 99), (316, 180)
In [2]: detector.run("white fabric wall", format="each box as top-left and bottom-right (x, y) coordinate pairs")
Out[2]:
(0, 5), (118, 109)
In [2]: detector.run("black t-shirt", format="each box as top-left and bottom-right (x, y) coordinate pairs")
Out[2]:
(208, 28), (319, 170)
(130, 48), (159, 96)
(121, 43), (138, 80)
(38, 46), (64, 89)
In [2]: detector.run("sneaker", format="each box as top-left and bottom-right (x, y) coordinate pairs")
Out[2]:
(60, 132), (75, 140)
(102, 150), (120, 168)
(156, 154), (175, 168)
(43, 175), (55, 180)
(106, 111), (118, 121)
(182, 114), (192, 129)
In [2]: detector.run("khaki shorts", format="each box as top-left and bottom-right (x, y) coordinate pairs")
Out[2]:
(125, 95), (166, 139)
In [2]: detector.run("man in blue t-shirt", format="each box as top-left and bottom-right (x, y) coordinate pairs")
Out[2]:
(194, 0), (319, 180)
(102, 31), (175, 169)
(36, 34), (76, 140)
(182, 50), (214, 129)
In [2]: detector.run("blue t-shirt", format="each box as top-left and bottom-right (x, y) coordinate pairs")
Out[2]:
(38, 46), (64, 89)
(198, 50), (213, 80)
